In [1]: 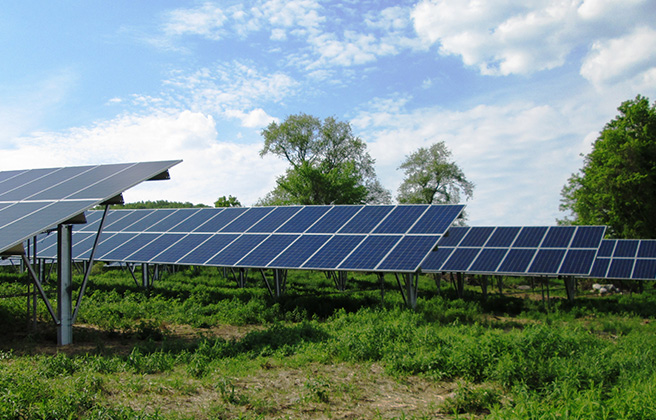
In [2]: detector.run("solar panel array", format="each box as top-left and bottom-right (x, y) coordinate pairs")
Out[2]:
(0, 161), (181, 255)
(587, 239), (656, 280)
(422, 225), (606, 276)
(36, 204), (464, 273)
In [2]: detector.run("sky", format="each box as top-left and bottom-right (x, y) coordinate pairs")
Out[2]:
(1, 0), (655, 226)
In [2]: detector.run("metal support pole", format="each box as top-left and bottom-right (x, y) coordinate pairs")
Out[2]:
(378, 273), (385, 305)
(405, 273), (418, 309)
(456, 272), (464, 298)
(142, 263), (149, 289)
(481, 275), (488, 299)
(57, 224), (73, 346)
(564, 277), (576, 302)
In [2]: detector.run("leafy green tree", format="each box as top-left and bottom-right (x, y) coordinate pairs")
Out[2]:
(559, 95), (656, 238)
(397, 142), (474, 205)
(214, 195), (242, 207)
(258, 113), (391, 205)
(109, 200), (209, 209)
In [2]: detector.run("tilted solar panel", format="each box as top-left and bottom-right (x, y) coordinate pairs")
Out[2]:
(0, 160), (180, 255)
(36, 204), (465, 273)
(585, 239), (656, 280)
(423, 225), (607, 276)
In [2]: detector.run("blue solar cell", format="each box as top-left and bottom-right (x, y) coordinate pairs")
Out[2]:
(460, 227), (495, 247)
(69, 161), (176, 200)
(71, 232), (99, 260)
(99, 233), (160, 261)
(438, 227), (469, 247)
(570, 226), (605, 248)
(193, 208), (243, 232)
(78, 210), (129, 231)
(124, 209), (177, 231)
(87, 233), (132, 260)
(0, 166), (90, 201)
(31, 164), (130, 201)
(169, 209), (222, 233)
(469, 248), (507, 272)
(307, 206), (361, 233)
(373, 206), (428, 234)
(638, 241), (656, 258)
(104, 210), (155, 231)
(485, 227), (521, 247)
(302, 235), (366, 269)
(275, 206), (332, 233)
(420, 247), (455, 271)
(207, 234), (269, 266)
(35, 232), (59, 258)
(541, 226), (575, 248)
(498, 249), (536, 273)
(589, 258), (610, 278)
(632, 259), (656, 279)
(269, 235), (332, 268)
(528, 249), (566, 273)
(0, 168), (59, 197)
(0, 169), (28, 184)
(221, 208), (274, 232)
(154, 234), (212, 264)
(377, 235), (439, 271)
(247, 207), (303, 233)
(145, 209), (200, 232)
(339, 206), (394, 234)
(607, 258), (634, 278)
(513, 227), (548, 248)
(339, 235), (401, 270)
(613, 240), (639, 258)
(559, 249), (597, 275)
(235, 234), (298, 267)
(126, 233), (185, 262)
(409, 205), (464, 234)
(178, 234), (240, 265)
(597, 240), (615, 257)
(442, 248), (480, 271)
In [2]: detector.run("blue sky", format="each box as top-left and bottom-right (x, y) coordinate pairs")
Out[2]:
(1, 0), (655, 225)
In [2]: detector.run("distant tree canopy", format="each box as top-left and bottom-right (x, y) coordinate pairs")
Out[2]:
(257, 113), (391, 206)
(397, 142), (474, 205)
(559, 95), (656, 238)
(109, 200), (210, 210)
(214, 195), (242, 207)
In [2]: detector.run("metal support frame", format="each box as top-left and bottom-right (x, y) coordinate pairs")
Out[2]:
(378, 273), (385, 305)
(142, 263), (150, 289)
(57, 224), (73, 346)
(260, 268), (287, 299)
(564, 276), (576, 302)
(395, 272), (419, 309)
(480, 275), (488, 299)
(455, 272), (465, 298)
(325, 271), (348, 291)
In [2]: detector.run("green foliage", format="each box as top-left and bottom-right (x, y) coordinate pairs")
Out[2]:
(560, 95), (656, 238)
(441, 382), (501, 415)
(214, 195), (242, 207)
(110, 200), (210, 210)
(258, 113), (391, 205)
(397, 142), (474, 205)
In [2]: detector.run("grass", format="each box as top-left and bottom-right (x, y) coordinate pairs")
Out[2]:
(1, 266), (656, 418)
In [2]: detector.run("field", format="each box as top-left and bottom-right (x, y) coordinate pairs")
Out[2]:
(1, 265), (656, 419)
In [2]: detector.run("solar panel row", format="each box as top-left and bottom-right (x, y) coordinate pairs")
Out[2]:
(0, 161), (181, 255)
(588, 239), (656, 280)
(36, 204), (465, 273)
(422, 225), (606, 276)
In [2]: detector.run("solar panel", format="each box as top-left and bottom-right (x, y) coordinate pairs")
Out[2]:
(34, 204), (465, 273)
(584, 239), (656, 280)
(0, 161), (180, 255)
(423, 225), (606, 276)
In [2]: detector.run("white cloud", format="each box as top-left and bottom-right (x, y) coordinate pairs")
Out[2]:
(354, 99), (596, 225)
(225, 108), (278, 128)
(163, 2), (227, 40)
(0, 111), (286, 206)
(412, 0), (656, 80)
(580, 26), (656, 90)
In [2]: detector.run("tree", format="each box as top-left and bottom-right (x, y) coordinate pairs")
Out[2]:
(397, 142), (474, 205)
(258, 113), (391, 205)
(559, 95), (656, 238)
(214, 195), (242, 207)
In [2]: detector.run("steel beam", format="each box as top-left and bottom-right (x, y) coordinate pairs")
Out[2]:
(57, 224), (73, 346)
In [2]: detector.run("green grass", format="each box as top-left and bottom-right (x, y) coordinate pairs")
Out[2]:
(1, 266), (656, 419)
